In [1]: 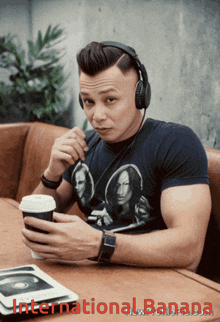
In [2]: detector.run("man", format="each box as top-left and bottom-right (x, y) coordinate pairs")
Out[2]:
(22, 41), (211, 271)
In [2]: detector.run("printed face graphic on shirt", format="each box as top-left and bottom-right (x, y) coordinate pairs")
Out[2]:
(105, 165), (143, 215)
(72, 163), (153, 231)
(71, 163), (94, 206)
(115, 170), (132, 207)
(75, 170), (86, 198)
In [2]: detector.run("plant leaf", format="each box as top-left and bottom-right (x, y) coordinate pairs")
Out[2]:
(28, 40), (37, 58)
(37, 30), (43, 52)
(32, 106), (45, 119)
(43, 25), (52, 46)
(82, 118), (88, 131)
(50, 25), (62, 41)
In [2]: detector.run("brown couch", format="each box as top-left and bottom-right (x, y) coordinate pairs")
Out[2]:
(0, 122), (220, 283)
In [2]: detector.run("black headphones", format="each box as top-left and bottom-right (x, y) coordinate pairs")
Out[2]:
(79, 41), (151, 110)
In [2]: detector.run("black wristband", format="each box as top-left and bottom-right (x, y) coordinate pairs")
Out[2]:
(97, 230), (116, 262)
(41, 173), (62, 189)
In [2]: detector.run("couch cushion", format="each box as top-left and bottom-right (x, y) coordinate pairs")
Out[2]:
(0, 123), (30, 199)
(16, 122), (69, 202)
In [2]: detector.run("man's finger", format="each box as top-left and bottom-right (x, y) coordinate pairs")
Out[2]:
(53, 212), (78, 223)
(75, 135), (88, 152)
(22, 227), (51, 244)
(23, 216), (55, 232)
(22, 235), (55, 254)
(72, 126), (86, 139)
(66, 127), (86, 140)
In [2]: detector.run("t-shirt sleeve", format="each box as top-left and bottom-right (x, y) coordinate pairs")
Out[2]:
(62, 164), (74, 184)
(157, 125), (209, 192)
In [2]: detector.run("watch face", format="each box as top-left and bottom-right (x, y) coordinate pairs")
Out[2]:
(104, 232), (116, 247)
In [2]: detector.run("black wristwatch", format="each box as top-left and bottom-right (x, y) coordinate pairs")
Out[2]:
(41, 173), (62, 189)
(97, 230), (116, 262)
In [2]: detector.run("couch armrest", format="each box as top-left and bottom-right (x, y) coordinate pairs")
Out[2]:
(0, 123), (30, 199)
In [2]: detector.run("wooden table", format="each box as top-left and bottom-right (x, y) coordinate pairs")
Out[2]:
(1, 198), (220, 321)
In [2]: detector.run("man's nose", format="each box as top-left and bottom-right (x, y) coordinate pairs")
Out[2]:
(93, 104), (106, 121)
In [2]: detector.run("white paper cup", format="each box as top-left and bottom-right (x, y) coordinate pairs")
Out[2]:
(19, 195), (56, 259)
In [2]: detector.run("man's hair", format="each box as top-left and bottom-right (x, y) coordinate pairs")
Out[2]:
(76, 41), (139, 78)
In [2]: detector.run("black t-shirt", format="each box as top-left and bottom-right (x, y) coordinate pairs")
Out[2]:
(63, 118), (209, 234)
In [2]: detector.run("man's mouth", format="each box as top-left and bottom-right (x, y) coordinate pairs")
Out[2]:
(95, 127), (110, 133)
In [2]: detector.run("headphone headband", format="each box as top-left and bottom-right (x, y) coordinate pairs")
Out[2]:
(101, 41), (140, 62)
(101, 41), (148, 87)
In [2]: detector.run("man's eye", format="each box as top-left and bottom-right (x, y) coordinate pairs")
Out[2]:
(85, 99), (94, 105)
(107, 97), (115, 103)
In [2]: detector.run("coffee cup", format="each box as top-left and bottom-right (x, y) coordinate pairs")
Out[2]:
(19, 194), (56, 259)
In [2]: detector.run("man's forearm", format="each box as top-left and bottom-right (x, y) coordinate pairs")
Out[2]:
(32, 181), (57, 198)
(32, 169), (65, 212)
(111, 228), (204, 272)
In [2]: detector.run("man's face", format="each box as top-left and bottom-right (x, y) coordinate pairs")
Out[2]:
(79, 65), (142, 143)
(116, 170), (132, 205)
(75, 170), (86, 198)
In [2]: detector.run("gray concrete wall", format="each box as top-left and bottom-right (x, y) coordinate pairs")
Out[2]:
(0, 0), (31, 84)
(0, 0), (31, 41)
(1, 0), (220, 148)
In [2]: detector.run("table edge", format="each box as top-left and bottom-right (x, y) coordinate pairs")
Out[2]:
(174, 268), (220, 293)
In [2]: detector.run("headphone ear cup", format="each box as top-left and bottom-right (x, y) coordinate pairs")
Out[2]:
(79, 94), (84, 109)
(144, 82), (151, 110)
(135, 81), (145, 110)
(135, 81), (151, 110)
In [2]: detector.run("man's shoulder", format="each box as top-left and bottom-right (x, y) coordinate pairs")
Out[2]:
(140, 119), (204, 160)
(143, 118), (198, 141)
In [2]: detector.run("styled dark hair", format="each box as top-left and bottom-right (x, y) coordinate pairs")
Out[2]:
(76, 41), (139, 78)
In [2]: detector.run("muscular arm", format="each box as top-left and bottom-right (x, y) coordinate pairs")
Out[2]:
(111, 183), (211, 271)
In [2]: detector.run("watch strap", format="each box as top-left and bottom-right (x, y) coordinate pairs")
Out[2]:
(41, 173), (62, 189)
(97, 230), (116, 262)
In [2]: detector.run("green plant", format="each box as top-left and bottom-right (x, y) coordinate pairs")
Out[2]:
(82, 118), (88, 131)
(0, 25), (70, 125)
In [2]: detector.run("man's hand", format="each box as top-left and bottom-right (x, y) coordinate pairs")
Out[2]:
(22, 213), (102, 261)
(45, 127), (88, 181)
(90, 208), (113, 226)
